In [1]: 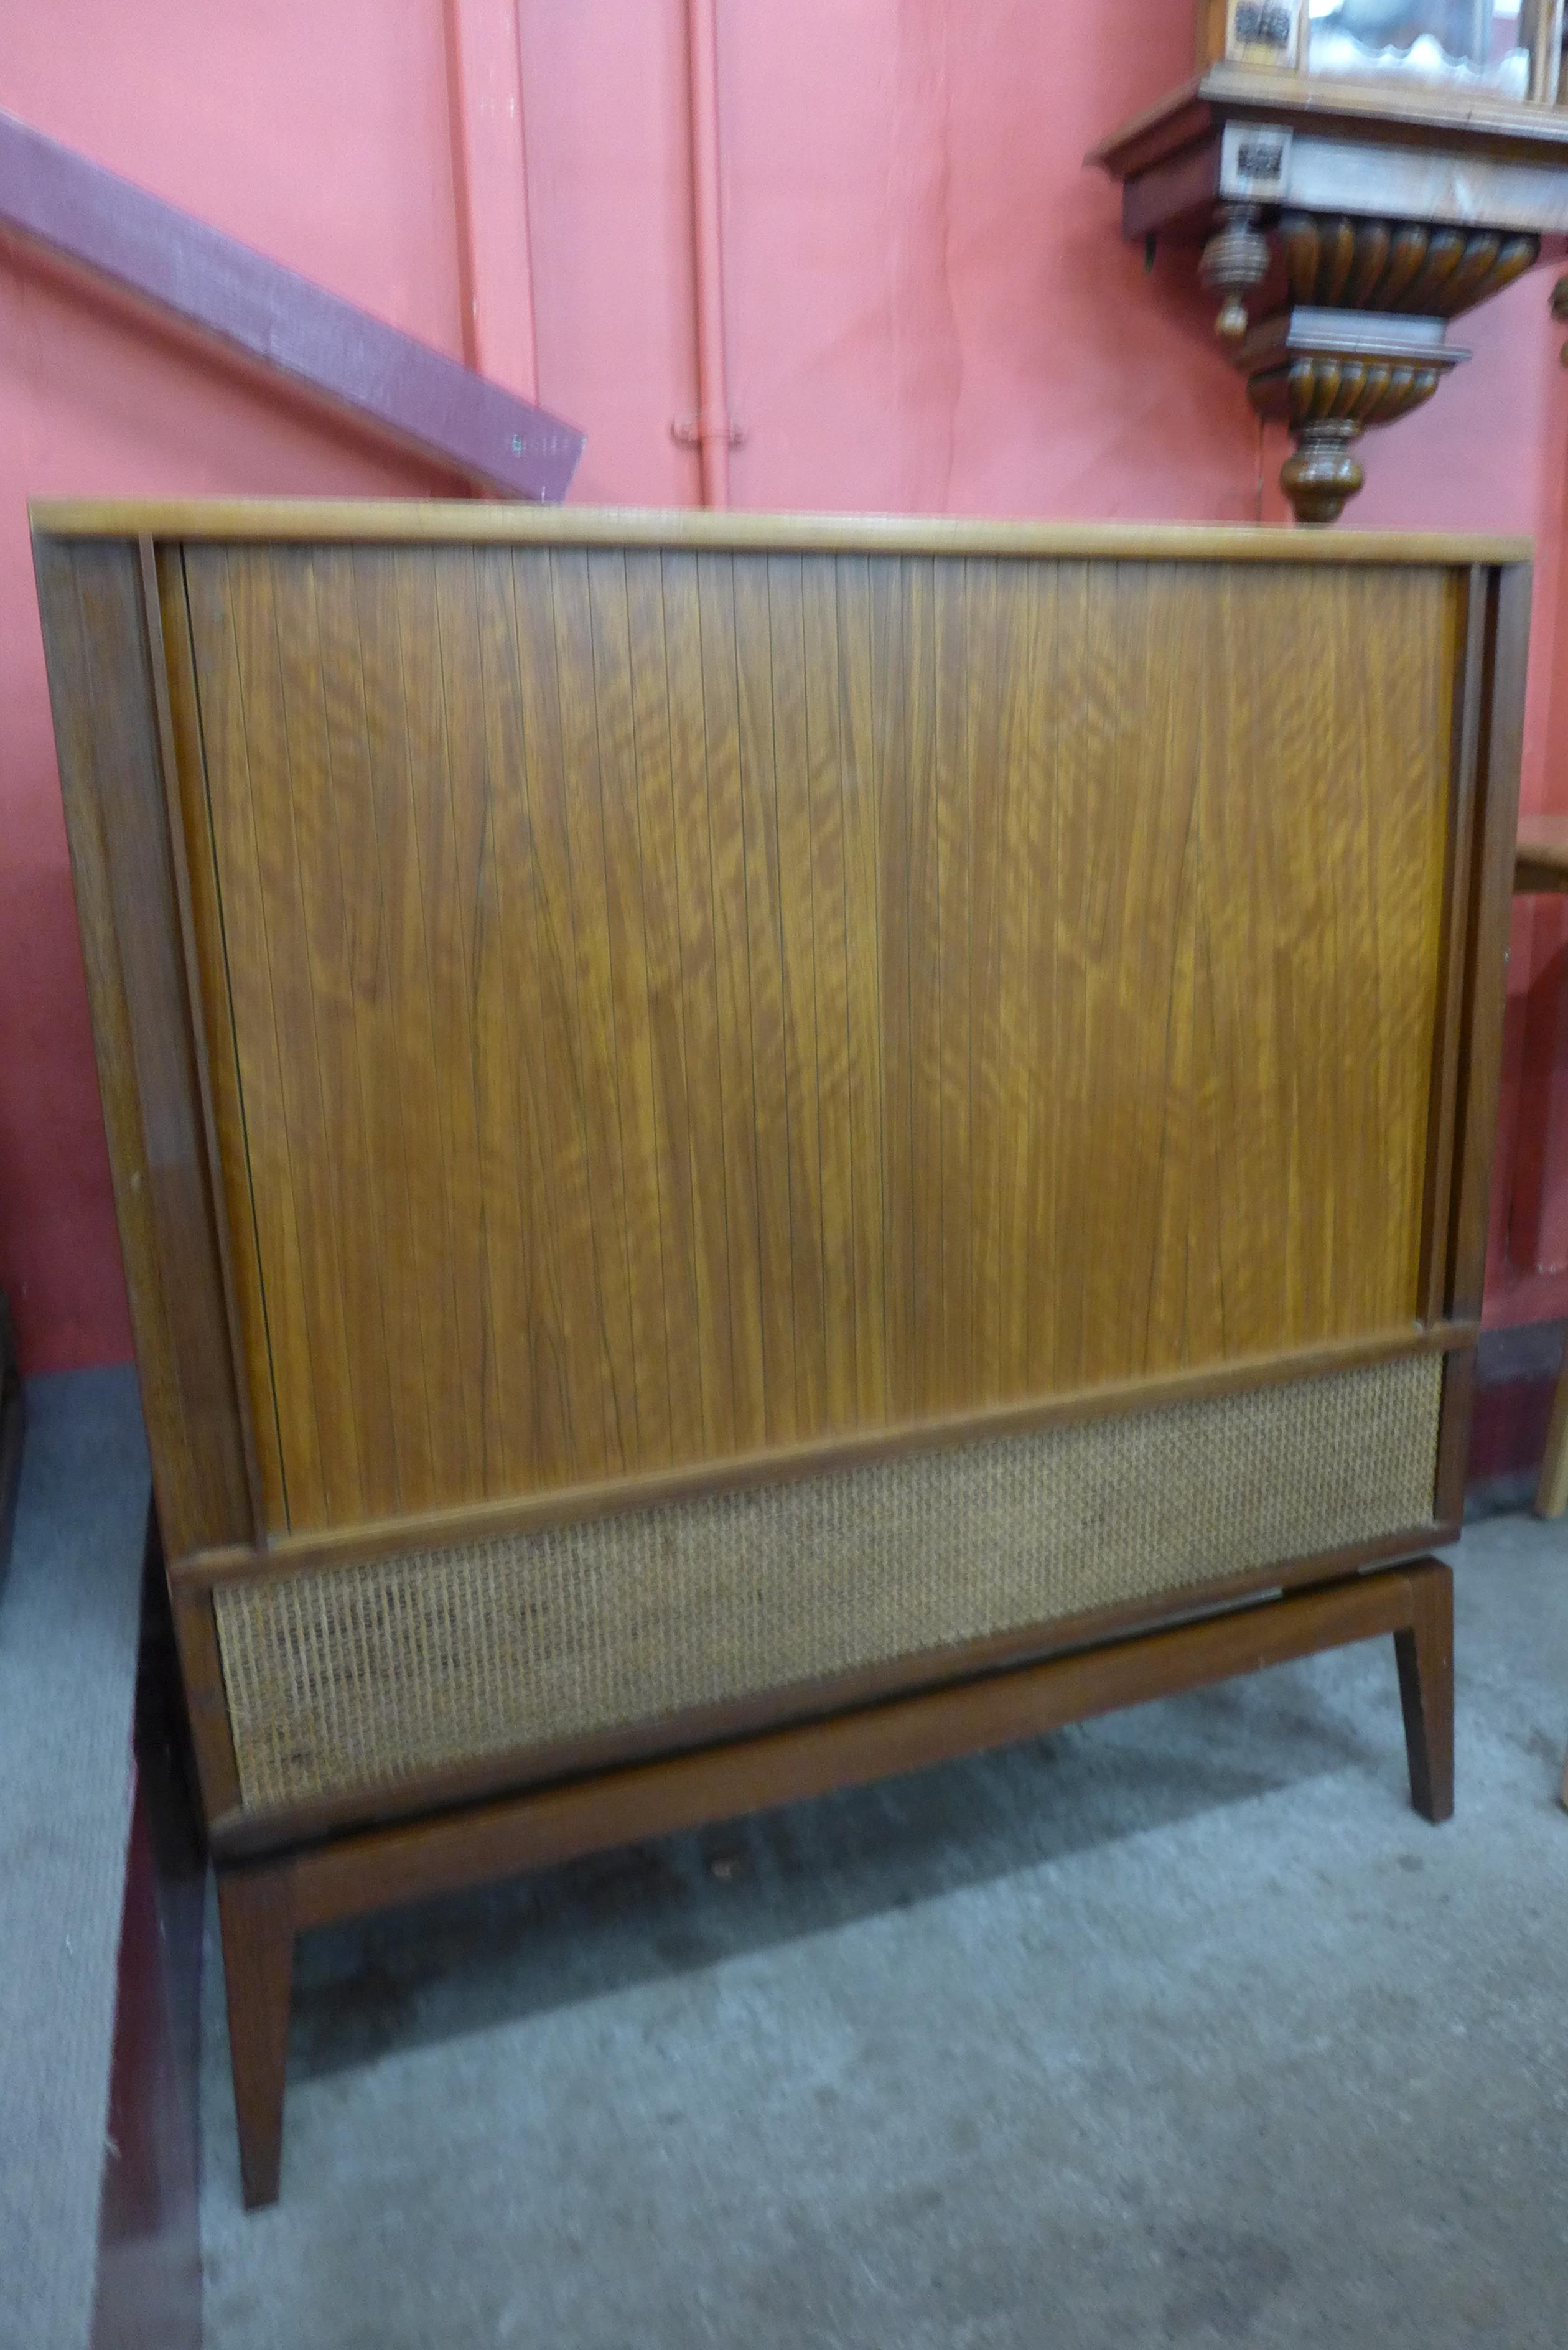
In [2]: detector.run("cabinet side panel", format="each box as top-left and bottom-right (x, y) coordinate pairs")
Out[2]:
(156, 549), (290, 1532)
(1448, 561), (1531, 1319)
(33, 534), (251, 1561)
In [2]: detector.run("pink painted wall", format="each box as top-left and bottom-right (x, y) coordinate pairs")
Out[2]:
(1, 0), (1566, 1369)
(0, 0), (461, 1369)
(525, 0), (1260, 521)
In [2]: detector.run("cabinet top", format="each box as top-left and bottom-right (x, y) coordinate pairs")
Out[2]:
(29, 499), (1531, 568)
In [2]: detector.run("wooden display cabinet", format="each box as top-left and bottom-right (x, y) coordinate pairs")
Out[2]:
(1198, 1), (1565, 94)
(1096, 2), (1568, 520)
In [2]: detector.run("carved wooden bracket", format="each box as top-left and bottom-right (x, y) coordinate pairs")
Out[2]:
(1215, 217), (1534, 522)
(1240, 302), (1463, 522)
(1091, 67), (1568, 523)
(1275, 216), (1539, 321)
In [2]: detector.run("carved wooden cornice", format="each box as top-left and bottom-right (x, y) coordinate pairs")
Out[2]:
(1091, 67), (1568, 523)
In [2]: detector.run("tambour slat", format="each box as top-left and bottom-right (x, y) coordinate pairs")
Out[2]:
(173, 543), (1458, 1535)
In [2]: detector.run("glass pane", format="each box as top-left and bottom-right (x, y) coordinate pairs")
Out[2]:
(1307, 0), (1529, 96)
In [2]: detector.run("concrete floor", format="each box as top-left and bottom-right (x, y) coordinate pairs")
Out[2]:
(0, 1370), (146, 2350)
(201, 1520), (1568, 2350)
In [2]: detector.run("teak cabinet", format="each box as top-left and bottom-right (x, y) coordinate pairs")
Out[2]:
(31, 503), (1526, 2207)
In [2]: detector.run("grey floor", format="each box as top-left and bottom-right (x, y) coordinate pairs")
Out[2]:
(200, 1515), (1568, 2350)
(0, 1370), (147, 2350)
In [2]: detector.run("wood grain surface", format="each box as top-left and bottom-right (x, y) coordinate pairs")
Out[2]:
(33, 536), (254, 1560)
(172, 543), (1460, 1535)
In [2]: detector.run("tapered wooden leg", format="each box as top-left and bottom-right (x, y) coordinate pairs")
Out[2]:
(1536, 1347), (1568, 1517)
(217, 1861), (295, 2210)
(1393, 1560), (1454, 1825)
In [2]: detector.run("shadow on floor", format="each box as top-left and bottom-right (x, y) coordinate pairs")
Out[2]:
(290, 1653), (1388, 2082)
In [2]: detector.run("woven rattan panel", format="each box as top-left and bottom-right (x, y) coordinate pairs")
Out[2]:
(214, 1352), (1443, 1815)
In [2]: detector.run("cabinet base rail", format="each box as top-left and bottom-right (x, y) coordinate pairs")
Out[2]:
(217, 1553), (1454, 2211)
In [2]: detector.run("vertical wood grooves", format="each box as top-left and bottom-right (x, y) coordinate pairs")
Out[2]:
(144, 544), (271, 1543)
(343, 549), (440, 1506)
(176, 551), (302, 1530)
(1445, 563), (1531, 1319)
(472, 550), (547, 1477)
(173, 545), (1463, 1535)
(427, 551), (499, 1495)
(301, 552), (403, 1513)
(1418, 568), (1485, 1323)
(231, 548), (347, 1525)
(266, 552), (375, 1522)
(34, 535), (254, 1559)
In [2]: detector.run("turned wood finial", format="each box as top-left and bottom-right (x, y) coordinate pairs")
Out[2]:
(1200, 204), (1269, 342)
(1248, 336), (1449, 524)
(1280, 421), (1365, 527)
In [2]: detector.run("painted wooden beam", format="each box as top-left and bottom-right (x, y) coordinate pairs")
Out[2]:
(0, 107), (582, 501)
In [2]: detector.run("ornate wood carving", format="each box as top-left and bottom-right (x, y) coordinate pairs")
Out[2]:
(1092, 64), (1568, 523)
(1226, 222), (1491, 522)
(1245, 345), (1446, 524)
(1277, 218), (1539, 319)
(1201, 202), (1271, 340)
(1249, 355), (1443, 433)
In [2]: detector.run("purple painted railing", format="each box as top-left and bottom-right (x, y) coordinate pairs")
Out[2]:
(0, 109), (584, 500)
